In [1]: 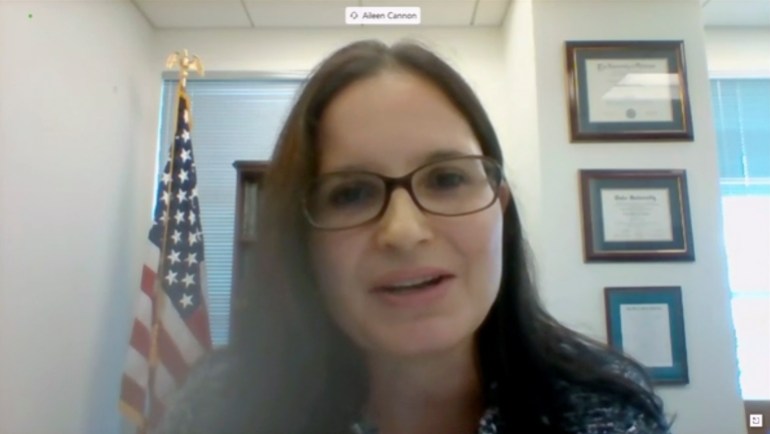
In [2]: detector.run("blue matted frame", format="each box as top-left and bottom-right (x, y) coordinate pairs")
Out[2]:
(604, 286), (689, 385)
(579, 169), (695, 262)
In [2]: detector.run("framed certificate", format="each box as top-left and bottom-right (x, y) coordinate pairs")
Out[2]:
(566, 40), (693, 142)
(604, 286), (689, 385)
(579, 169), (694, 262)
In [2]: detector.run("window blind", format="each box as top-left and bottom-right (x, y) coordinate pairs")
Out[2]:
(711, 79), (770, 194)
(710, 78), (770, 400)
(157, 78), (304, 347)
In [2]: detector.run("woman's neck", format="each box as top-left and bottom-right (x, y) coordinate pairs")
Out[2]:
(363, 338), (484, 434)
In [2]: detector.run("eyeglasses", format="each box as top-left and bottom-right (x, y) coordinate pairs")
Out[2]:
(302, 155), (505, 230)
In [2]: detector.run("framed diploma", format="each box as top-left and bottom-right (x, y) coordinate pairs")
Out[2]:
(604, 286), (689, 385)
(566, 40), (693, 142)
(579, 169), (694, 262)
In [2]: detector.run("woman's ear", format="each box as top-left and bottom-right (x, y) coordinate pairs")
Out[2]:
(498, 182), (511, 210)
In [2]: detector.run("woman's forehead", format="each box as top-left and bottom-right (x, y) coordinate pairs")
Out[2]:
(315, 71), (481, 175)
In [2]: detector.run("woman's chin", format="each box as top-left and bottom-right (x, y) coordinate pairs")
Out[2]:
(370, 322), (474, 360)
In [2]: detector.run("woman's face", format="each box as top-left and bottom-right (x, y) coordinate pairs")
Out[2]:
(309, 70), (506, 360)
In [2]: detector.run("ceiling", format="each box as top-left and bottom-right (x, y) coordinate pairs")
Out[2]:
(128, 0), (770, 29)
(130, 1), (509, 28)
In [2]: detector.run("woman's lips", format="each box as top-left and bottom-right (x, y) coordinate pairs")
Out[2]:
(371, 274), (454, 308)
(370, 267), (454, 292)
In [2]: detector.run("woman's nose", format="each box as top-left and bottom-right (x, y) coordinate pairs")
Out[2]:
(373, 188), (433, 251)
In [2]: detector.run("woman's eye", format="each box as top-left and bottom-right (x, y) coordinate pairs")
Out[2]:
(427, 171), (467, 189)
(326, 183), (377, 208)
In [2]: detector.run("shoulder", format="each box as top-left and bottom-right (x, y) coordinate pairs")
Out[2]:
(153, 349), (238, 434)
(554, 358), (670, 434)
(557, 383), (668, 434)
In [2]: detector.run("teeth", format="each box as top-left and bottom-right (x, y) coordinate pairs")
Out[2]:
(387, 276), (439, 289)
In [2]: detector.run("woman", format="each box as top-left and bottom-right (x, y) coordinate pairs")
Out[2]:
(157, 39), (671, 434)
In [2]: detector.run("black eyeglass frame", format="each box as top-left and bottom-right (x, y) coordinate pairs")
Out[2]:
(301, 155), (506, 231)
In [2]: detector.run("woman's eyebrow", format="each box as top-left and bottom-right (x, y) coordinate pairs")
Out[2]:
(328, 149), (475, 173)
(421, 149), (472, 163)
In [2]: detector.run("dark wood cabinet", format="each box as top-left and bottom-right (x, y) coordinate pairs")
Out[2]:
(230, 160), (269, 341)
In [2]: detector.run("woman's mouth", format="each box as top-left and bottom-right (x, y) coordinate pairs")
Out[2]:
(371, 271), (454, 307)
(378, 275), (448, 293)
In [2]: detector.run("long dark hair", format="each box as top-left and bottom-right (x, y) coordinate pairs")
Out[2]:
(224, 39), (668, 433)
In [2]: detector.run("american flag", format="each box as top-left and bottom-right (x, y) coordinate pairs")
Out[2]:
(120, 88), (212, 430)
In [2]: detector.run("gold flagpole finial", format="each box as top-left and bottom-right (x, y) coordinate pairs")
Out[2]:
(166, 49), (205, 89)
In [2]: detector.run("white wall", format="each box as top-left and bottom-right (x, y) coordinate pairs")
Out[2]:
(0, 3), (158, 434)
(705, 27), (770, 75)
(518, 1), (746, 433)
(500, 0), (543, 254)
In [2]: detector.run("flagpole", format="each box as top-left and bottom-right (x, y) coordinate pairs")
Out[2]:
(141, 50), (205, 434)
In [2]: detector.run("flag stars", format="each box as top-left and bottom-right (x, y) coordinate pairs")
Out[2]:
(176, 189), (187, 203)
(167, 250), (181, 265)
(162, 172), (172, 185)
(188, 232), (199, 246)
(190, 188), (198, 199)
(179, 293), (193, 309)
(159, 210), (169, 224)
(171, 230), (182, 245)
(184, 252), (198, 267)
(180, 149), (191, 163)
(188, 211), (196, 225)
(165, 270), (178, 286)
(182, 273), (195, 288)
(174, 210), (185, 224)
(161, 191), (171, 205)
(181, 129), (190, 143)
(178, 169), (189, 184)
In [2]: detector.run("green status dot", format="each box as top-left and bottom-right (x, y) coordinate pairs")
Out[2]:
(28, 14), (33, 19)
